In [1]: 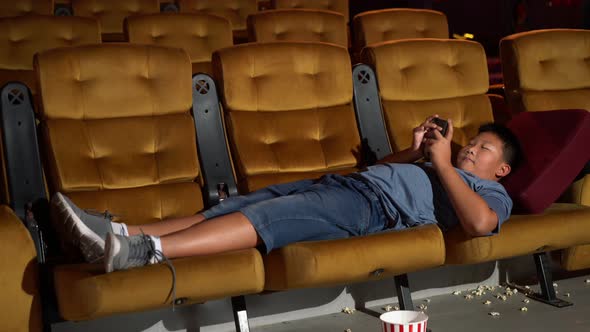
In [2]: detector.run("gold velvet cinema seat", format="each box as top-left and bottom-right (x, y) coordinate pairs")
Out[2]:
(33, 43), (264, 322)
(247, 8), (347, 47)
(0, 15), (101, 97)
(361, 38), (590, 305)
(0, 0), (53, 17)
(0, 205), (42, 331)
(71, 0), (160, 42)
(351, 8), (448, 57)
(125, 13), (233, 75)
(177, 0), (257, 43)
(500, 29), (590, 271)
(211, 41), (445, 296)
(271, 0), (349, 24)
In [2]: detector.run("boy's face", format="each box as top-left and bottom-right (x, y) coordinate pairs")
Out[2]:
(456, 132), (511, 181)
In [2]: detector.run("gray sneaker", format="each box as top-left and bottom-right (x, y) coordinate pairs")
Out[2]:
(51, 192), (114, 263)
(105, 233), (178, 307)
(104, 233), (156, 273)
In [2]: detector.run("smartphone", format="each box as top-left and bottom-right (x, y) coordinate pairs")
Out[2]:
(426, 118), (449, 138)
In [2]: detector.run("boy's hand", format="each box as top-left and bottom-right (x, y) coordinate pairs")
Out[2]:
(424, 119), (454, 170)
(412, 115), (444, 155)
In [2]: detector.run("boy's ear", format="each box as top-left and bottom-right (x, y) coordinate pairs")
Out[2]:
(495, 163), (511, 179)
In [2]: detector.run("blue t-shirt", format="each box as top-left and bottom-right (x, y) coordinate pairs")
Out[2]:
(357, 162), (512, 234)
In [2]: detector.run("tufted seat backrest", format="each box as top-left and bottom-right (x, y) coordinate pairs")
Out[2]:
(0, 0), (53, 17)
(501, 29), (590, 115)
(212, 42), (360, 192)
(272, 0), (348, 23)
(72, 0), (159, 42)
(34, 44), (204, 224)
(0, 15), (101, 94)
(361, 39), (493, 153)
(125, 13), (232, 75)
(352, 8), (448, 52)
(177, 0), (257, 41)
(247, 9), (347, 47)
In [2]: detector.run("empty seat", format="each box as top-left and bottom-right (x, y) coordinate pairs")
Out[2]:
(501, 28), (590, 270)
(0, 15), (101, 95)
(212, 41), (445, 292)
(271, 0), (349, 23)
(34, 43), (264, 320)
(247, 8), (347, 47)
(177, 0), (257, 43)
(125, 13), (232, 75)
(362, 39), (590, 280)
(0, 0), (53, 17)
(72, 0), (160, 42)
(352, 8), (448, 54)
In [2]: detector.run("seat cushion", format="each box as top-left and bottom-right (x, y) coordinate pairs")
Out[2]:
(445, 203), (590, 264)
(264, 224), (444, 290)
(54, 249), (264, 320)
(502, 109), (590, 214)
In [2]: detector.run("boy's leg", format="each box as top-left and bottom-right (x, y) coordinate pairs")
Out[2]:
(104, 175), (382, 272)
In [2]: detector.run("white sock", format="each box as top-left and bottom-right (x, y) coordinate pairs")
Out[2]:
(110, 222), (128, 236)
(149, 235), (163, 265)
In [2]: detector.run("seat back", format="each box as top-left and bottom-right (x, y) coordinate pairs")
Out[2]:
(361, 39), (493, 153)
(0, 15), (101, 94)
(0, 0), (53, 17)
(177, 0), (257, 42)
(125, 13), (232, 75)
(212, 42), (360, 192)
(271, 0), (349, 23)
(72, 0), (160, 42)
(247, 8), (347, 47)
(34, 43), (204, 224)
(352, 8), (448, 53)
(501, 29), (590, 115)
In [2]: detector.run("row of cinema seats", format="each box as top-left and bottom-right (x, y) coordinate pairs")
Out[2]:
(1, 29), (590, 331)
(0, 0), (350, 43)
(0, 8), (452, 89)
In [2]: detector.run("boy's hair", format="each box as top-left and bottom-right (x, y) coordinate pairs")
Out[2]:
(478, 123), (522, 168)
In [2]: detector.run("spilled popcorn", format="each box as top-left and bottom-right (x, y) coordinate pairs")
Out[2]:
(464, 294), (473, 300)
(453, 290), (462, 295)
(553, 282), (558, 287)
(342, 307), (356, 315)
(520, 307), (528, 312)
(523, 299), (530, 304)
(565, 293), (571, 297)
(585, 279), (590, 284)
(424, 299), (431, 303)
(418, 304), (428, 311)
(483, 300), (492, 305)
(489, 312), (500, 317)
(344, 329), (352, 332)
(383, 305), (393, 312)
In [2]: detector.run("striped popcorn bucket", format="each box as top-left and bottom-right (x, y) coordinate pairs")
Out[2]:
(380, 311), (428, 332)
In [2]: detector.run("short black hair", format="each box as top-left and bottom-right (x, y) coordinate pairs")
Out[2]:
(478, 123), (522, 168)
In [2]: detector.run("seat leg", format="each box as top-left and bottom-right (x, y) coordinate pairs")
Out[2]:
(394, 274), (414, 310)
(231, 296), (250, 332)
(508, 252), (573, 308)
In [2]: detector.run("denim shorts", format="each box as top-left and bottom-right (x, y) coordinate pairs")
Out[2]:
(201, 174), (390, 253)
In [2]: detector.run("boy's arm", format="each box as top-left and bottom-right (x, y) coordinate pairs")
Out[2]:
(426, 123), (499, 236)
(376, 115), (443, 165)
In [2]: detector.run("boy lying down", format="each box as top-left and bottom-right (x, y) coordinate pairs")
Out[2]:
(52, 115), (522, 272)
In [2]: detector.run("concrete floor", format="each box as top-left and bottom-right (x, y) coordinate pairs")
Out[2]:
(255, 275), (590, 332)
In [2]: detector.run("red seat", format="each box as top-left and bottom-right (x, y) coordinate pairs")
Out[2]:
(503, 109), (590, 214)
